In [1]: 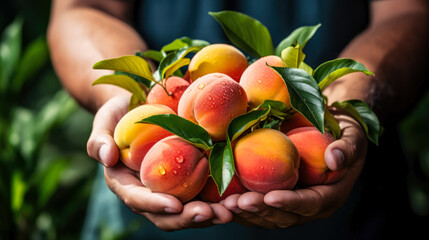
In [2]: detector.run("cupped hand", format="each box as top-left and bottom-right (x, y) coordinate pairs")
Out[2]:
(104, 162), (233, 231)
(223, 110), (368, 228)
(87, 95), (232, 231)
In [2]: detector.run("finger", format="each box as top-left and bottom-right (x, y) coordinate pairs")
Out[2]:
(144, 201), (215, 231)
(264, 189), (324, 218)
(104, 163), (183, 214)
(238, 192), (299, 228)
(324, 114), (368, 171)
(223, 194), (243, 214)
(210, 203), (233, 224)
(225, 192), (278, 229)
(87, 95), (129, 167)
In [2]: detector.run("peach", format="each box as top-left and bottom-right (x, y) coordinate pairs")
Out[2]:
(280, 112), (313, 133)
(140, 136), (209, 202)
(188, 44), (248, 82)
(113, 104), (175, 171)
(199, 175), (248, 203)
(286, 127), (346, 186)
(177, 73), (248, 142)
(239, 55), (290, 109)
(233, 128), (300, 193)
(146, 76), (190, 113)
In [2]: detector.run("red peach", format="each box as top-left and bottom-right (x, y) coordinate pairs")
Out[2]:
(114, 104), (175, 171)
(188, 44), (248, 82)
(234, 128), (300, 193)
(146, 76), (190, 113)
(239, 55), (290, 109)
(140, 136), (209, 202)
(177, 73), (248, 142)
(199, 175), (248, 203)
(286, 127), (346, 186)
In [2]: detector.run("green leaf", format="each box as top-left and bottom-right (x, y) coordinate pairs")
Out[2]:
(332, 100), (381, 145)
(299, 62), (314, 75)
(335, 100), (381, 145)
(324, 109), (341, 139)
(138, 114), (213, 150)
(262, 119), (281, 129)
(92, 74), (147, 103)
(139, 50), (164, 62)
(209, 11), (273, 58)
(129, 94), (142, 111)
(0, 17), (23, 92)
(93, 55), (155, 82)
(257, 99), (288, 112)
(161, 36), (209, 54)
(158, 46), (201, 81)
(114, 71), (152, 89)
(12, 36), (49, 92)
(209, 141), (235, 196)
(227, 109), (270, 142)
(164, 57), (190, 78)
(270, 66), (325, 133)
(275, 24), (321, 56)
(281, 45), (305, 68)
(313, 58), (374, 90)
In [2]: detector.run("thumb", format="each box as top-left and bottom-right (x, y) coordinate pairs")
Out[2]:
(87, 95), (129, 167)
(324, 115), (368, 171)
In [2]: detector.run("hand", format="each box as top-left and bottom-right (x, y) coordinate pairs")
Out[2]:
(87, 95), (233, 231)
(223, 110), (368, 228)
(104, 162), (233, 231)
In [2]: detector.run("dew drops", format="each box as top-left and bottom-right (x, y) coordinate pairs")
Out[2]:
(221, 81), (226, 85)
(208, 96), (213, 101)
(257, 79), (262, 84)
(158, 166), (166, 175)
(198, 83), (205, 89)
(177, 165), (181, 169)
(175, 155), (184, 163)
(260, 166), (265, 170)
(182, 182), (189, 188)
(186, 171), (190, 176)
(173, 170), (177, 175)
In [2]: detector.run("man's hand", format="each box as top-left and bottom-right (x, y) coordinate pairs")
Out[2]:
(223, 110), (367, 228)
(87, 95), (233, 231)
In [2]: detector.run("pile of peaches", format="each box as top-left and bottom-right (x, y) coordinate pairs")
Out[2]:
(99, 44), (342, 203)
(92, 11), (379, 203)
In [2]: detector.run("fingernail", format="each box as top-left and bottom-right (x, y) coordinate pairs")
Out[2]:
(192, 215), (208, 223)
(164, 207), (180, 214)
(332, 149), (344, 169)
(99, 144), (109, 166)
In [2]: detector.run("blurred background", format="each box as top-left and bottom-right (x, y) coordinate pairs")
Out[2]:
(0, 0), (428, 239)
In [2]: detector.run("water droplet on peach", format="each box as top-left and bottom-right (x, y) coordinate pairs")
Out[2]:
(175, 155), (184, 163)
(173, 170), (177, 175)
(182, 182), (189, 188)
(158, 166), (166, 175)
(198, 83), (205, 89)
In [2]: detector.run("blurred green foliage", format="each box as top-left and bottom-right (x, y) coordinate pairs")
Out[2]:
(399, 91), (429, 217)
(0, 0), (96, 239)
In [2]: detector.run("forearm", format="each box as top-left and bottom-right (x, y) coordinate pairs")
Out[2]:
(48, 0), (146, 113)
(323, 0), (429, 123)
